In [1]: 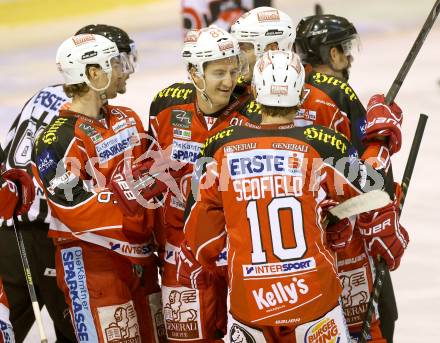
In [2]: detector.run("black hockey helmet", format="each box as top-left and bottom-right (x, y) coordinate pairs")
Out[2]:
(75, 24), (134, 54)
(295, 14), (358, 65)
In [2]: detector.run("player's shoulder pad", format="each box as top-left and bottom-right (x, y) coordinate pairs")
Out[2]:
(240, 99), (262, 123)
(34, 115), (76, 158)
(199, 126), (239, 158)
(306, 71), (360, 110)
(301, 125), (356, 160)
(149, 82), (195, 117)
(231, 84), (262, 123)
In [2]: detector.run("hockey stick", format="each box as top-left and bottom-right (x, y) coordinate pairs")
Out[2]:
(385, 0), (440, 104)
(314, 3), (323, 15)
(328, 190), (390, 220)
(12, 217), (48, 343)
(359, 114), (428, 343)
(358, 2), (439, 339)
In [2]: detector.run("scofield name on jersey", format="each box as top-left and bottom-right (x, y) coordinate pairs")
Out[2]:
(227, 149), (304, 180)
(171, 139), (203, 164)
(95, 126), (140, 163)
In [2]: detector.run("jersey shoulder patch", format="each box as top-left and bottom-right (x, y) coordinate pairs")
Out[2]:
(306, 72), (359, 110)
(301, 125), (355, 160)
(149, 82), (195, 117)
(34, 115), (76, 155)
(199, 126), (238, 158)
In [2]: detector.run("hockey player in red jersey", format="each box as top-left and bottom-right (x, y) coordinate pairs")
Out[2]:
(32, 34), (162, 342)
(1, 146), (35, 343)
(295, 14), (409, 342)
(147, 26), (253, 341)
(182, 49), (387, 342)
(231, 6), (351, 136)
(0, 24), (139, 343)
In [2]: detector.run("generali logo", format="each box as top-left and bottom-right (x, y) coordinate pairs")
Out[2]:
(270, 85), (288, 95)
(257, 10), (280, 22)
(72, 34), (96, 46)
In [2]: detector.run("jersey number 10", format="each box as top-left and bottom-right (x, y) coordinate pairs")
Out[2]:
(247, 196), (307, 264)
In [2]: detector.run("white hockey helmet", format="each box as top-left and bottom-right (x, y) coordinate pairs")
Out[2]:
(231, 7), (295, 57)
(56, 34), (119, 88)
(253, 50), (305, 107)
(181, 25), (241, 76)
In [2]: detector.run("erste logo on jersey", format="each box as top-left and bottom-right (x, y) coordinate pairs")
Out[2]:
(243, 257), (316, 278)
(95, 127), (140, 163)
(171, 139), (202, 164)
(33, 90), (68, 111)
(228, 149), (304, 180)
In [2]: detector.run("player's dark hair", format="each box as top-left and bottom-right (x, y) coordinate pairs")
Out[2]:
(259, 104), (298, 117)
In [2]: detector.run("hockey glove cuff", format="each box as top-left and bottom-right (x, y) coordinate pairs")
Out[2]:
(364, 94), (403, 155)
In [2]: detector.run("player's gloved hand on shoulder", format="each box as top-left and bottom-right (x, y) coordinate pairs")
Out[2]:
(176, 241), (213, 289)
(321, 199), (354, 252)
(2, 168), (35, 216)
(364, 94), (403, 155)
(357, 183), (409, 270)
(326, 217), (355, 252)
(109, 155), (184, 216)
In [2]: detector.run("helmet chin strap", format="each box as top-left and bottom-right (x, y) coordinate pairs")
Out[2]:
(86, 70), (112, 102)
(190, 72), (213, 109)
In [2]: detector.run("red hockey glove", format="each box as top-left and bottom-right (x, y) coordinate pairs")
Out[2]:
(0, 180), (18, 219)
(357, 183), (409, 270)
(364, 94), (403, 155)
(2, 168), (35, 216)
(321, 199), (354, 252)
(176, 242), (213, 289)
(326, 217), (354, 252)
(109, 156), (183, 217)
